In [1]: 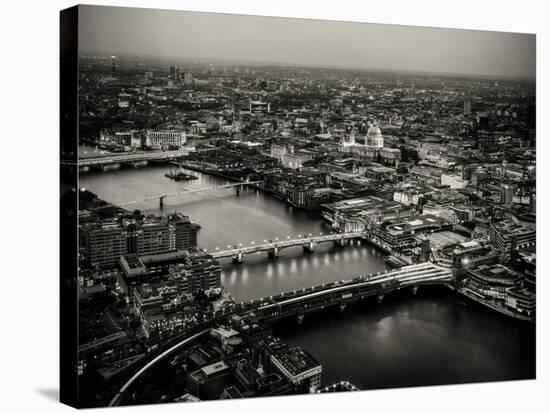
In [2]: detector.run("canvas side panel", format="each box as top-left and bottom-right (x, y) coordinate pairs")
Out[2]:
(60, 5), (79, 408)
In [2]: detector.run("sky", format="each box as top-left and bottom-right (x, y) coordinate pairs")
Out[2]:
(78, 5), (536, 79)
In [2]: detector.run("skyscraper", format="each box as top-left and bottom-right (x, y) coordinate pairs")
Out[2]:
(111, 55), (117, 75)
(464, 99), (472, 115)
(169, 65), (180, 82)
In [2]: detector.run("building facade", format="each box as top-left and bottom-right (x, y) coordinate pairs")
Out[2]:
(82, 213), (198, 270)
(145, 130), (186, 149)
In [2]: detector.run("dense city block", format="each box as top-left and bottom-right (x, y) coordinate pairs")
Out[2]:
(73, 54), (535, 406)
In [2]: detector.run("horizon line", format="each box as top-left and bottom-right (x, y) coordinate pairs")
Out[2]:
(78, 51), (536, 82)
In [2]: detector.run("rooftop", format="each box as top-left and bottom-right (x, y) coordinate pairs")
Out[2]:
(323, 195), (402, 214)
(201, 361), (230, 377)
(491, 218), (535, 237)
(271, 346), (321, 379)
(468, 263), (521, 283)
(385, 214), (447, 234)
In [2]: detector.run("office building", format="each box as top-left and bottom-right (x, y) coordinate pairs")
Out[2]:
(187, 361), (234, 400)
(464, 99), (472, 115)
(488, 218), (536, 261)
(168, 253), (222, 294)
(145, 129), (186, 149)
(464, 263), (521, 302)
(271, 346), (322, 393)
(82, 213), (198, 270)
(169, 65), (179, 82)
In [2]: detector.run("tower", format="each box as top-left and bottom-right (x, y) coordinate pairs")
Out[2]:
(464, 98), (472, 116)
(111, 55), (117, 75)
(349, 128), (356, 145)
(169, 65), (179, 83)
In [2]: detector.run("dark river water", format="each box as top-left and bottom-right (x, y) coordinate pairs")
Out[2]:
(79, 154), (535, 390)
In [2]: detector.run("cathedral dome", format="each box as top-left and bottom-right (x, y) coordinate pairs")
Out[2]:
(366, 125), (383, 147)
(367, 125), (382, 138)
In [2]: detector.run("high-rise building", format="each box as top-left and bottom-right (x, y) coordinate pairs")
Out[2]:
(82, 213), (198, 269)
(183, 72), (193, 84)
(500, 183), (515, 204)
(464, 99), (472, 115)
(169, 65), (179, 83)
(111, 55), (117, 75)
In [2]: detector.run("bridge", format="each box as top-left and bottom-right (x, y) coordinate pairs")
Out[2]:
(76, 149), (192, 170)
(106, 261), (452, 406)
(209, 231), (366, 263)
(108, 329), (211, 407)
(117, 180), (263, 207)
(252, 261), (453, 323)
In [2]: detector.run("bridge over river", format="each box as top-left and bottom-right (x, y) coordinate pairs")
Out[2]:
(107, 261), (453, 406)
(116, 180), (263, 208)
(73, 149), (192, 170)
(209, 231), (366, 263)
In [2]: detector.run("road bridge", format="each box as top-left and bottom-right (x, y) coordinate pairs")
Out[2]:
(209, 231), (365, 263)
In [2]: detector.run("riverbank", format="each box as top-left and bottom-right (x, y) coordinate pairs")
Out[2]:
(443, 283), (535, 323)
(78, 160), (536, 402)
(78, 189), (130, 218)
(274, 284), (535, 391)
(178, 161), (303, 205)
(458, 287), (535, 323)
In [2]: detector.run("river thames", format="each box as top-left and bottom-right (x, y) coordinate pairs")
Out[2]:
(79, 159), (535, 390)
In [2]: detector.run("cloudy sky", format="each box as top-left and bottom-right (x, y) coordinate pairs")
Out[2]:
(78, 5), (536, 79)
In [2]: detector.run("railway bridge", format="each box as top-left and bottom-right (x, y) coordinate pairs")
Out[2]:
(76, 149), (192, 171)
(252, 261), (453, 323)
(106, 261), (453, 406)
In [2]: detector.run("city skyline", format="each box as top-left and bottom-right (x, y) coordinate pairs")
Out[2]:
(78, 5), (536, 79)
(61, 5), (536, 408)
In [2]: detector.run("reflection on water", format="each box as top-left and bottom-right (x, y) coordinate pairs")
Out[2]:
(274, 287), (535, 389)
(79, 156), (535, 390)
(79, 159), (387, 301)
(220, 243), (386, 302)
